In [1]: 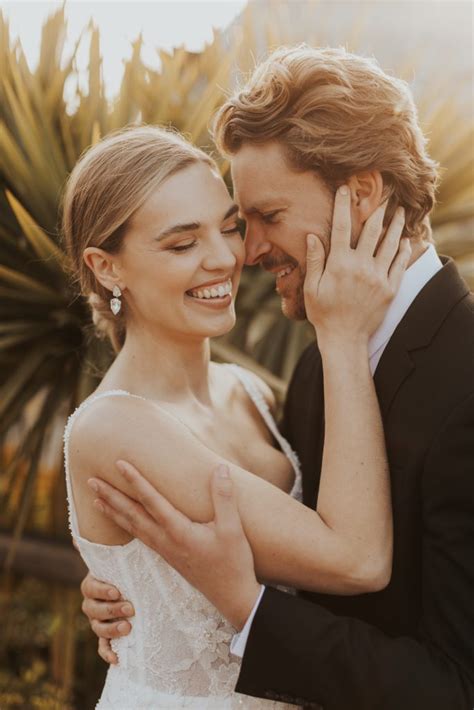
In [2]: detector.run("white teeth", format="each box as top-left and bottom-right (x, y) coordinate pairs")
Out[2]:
(276, 266), (294, 278)
(189, 279), (233, 300)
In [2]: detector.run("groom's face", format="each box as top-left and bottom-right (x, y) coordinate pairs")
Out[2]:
(231, 141), (333, 320)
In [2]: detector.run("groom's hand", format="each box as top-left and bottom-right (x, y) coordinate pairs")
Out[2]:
(87, 462), (261, 631)
(80, 573), (134, 664)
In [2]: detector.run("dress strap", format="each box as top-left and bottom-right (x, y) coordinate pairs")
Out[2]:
(224, 364), (302, 500)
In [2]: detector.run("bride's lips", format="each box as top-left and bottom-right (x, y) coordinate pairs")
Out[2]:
(185, 292), (233, 309)
(185, 275), (234, 309)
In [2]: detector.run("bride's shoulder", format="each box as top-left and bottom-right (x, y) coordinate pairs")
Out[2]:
(67, 392), (163, 465)
(70, 390), (148, 431)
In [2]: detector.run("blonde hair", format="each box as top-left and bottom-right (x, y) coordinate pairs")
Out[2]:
(213, 45), (439, 240)
(61, 125), (214, 352)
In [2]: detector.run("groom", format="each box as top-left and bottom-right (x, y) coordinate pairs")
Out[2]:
(80, 47), (474, 708)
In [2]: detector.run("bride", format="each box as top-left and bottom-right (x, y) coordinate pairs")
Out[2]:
(62, 125), (409, 708)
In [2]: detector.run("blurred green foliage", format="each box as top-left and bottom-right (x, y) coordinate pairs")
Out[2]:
(0, 576), (104, 708)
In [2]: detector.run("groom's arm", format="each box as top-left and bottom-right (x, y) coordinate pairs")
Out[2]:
(236, 391), (474, 710)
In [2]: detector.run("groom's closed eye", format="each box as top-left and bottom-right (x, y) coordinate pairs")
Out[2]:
(261, 210), (283, 224)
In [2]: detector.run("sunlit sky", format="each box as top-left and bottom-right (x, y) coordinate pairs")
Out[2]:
(1, 1), (247, 96)
(1, 0), (472, 104)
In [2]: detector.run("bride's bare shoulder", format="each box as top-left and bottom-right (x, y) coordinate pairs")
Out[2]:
(67, 392), (177, 473)
(70, 392), (149, 437)
(67, 389), (216, 525)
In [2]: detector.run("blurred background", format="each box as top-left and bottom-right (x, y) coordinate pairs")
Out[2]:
(0, 0), (472, 707)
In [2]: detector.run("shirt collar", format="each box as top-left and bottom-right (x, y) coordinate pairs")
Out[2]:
(369, 244), (443, 359)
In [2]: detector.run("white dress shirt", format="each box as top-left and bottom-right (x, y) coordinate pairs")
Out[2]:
(230, 245), (443, 658)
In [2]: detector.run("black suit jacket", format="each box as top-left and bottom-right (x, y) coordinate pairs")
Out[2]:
(236, 257), (474, 709)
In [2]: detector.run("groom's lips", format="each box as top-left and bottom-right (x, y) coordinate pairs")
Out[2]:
(265, 264), (297, 283)
(265, 264), (296, 275)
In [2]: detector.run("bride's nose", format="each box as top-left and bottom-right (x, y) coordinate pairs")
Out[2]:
(202, 233), (238, 272)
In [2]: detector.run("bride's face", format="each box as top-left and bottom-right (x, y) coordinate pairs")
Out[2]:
(117, 161), (245, 340)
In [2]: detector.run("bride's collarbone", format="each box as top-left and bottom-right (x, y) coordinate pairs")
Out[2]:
(149, 386), (293, 492)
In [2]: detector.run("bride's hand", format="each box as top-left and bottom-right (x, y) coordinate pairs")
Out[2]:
(303, 185), (411, 348)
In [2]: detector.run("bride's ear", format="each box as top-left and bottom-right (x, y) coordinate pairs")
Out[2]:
(83, 246), (122, 292)
(347, 171), (384, 228)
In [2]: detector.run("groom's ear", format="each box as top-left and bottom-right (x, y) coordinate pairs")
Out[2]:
(347, 171), (384, 228)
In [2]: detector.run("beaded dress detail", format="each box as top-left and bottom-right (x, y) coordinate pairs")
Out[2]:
(63, 365), (302, 709)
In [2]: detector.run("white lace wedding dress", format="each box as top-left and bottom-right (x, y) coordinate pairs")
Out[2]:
(63, 365), (302, 709)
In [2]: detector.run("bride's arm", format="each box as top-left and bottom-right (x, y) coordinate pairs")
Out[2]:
(72, 192), (409, 597)
(73, 378), (378, 596)
(305, 194), (404, 589)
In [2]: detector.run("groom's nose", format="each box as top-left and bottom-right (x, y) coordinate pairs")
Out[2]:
(244, 224), (273, 266)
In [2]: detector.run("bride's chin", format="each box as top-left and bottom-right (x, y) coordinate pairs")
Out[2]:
(201, 316), (236, 339)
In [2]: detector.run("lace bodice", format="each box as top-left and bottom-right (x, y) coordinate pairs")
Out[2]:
(63, 364), (302, 709)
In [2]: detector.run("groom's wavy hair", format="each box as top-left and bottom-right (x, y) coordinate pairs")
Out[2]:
(213, 45), (439, 241)
(61, 125), (215, 353)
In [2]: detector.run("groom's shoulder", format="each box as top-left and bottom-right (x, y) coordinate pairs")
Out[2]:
(288, 340), (322, 390)
(299, 340), (322, 368)
(429, 271), (474, 366)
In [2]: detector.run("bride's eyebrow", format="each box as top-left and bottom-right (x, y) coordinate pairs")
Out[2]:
(155, 204), (239, 241)
(154, 222), (201, 241)
(221, 204), (239, 222)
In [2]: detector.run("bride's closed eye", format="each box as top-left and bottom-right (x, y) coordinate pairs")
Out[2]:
(222, 219), (245, 237)
(221, 226), (240, 236)
(168, 220), (245, 253)
(169, 240), (197, 253)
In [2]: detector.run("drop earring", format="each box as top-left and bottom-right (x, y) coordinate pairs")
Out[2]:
(110, 285), (122, 315)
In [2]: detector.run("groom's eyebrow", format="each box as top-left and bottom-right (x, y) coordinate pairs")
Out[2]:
(155, 204), (239, 241)
(241, 200), (286, 216)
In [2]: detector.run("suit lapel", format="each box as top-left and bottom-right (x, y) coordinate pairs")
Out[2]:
(374, 257), (470, 420)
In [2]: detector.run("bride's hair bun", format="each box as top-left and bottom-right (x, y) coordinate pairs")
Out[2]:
(87, 292), (125, 352)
